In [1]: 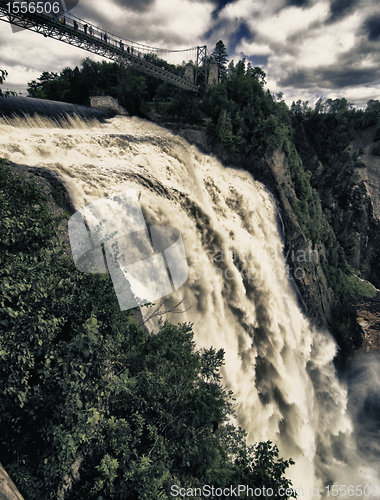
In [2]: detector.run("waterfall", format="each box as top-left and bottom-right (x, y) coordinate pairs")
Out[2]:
(1, 113), (380, 497)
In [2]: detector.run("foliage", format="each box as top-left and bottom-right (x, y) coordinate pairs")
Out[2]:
(202, 61), (277, 157)
(27, 60), (123, 106)
(0, 160), (296, 498)
(0, 69), (17, 98)
(211, 40), (228, 81)
(291, 98), (371, 265)
(345, 274), (377, 299)
(26, 56), (190, 117)
(118, 69), (149, 116)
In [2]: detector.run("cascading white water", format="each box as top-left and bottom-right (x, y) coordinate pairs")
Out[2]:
(1, 113), (380, 497)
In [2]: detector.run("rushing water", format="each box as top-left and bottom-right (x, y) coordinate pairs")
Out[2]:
(1, 113), (380, 498)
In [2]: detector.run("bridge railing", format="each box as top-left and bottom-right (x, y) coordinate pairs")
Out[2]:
(0, 0), (155, 58)
(53, 11), (144, 58)
(0, 0), (200, 91)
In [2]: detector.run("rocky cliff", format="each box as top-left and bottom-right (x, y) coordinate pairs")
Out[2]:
(292, 120), (380, 359)
(177, 123), (380, 362)
(348, 126), (380, 358)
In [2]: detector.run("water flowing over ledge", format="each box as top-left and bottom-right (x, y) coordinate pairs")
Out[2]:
(0, 96), (114, 120)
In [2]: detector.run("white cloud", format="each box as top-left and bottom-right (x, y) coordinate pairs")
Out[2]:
(237, 40), (273, 57)
(222, 0), (282, 21)
(152, 0), (213, 45)
(252, 2), (330, 44)
(325, 84), (380, 108)
(294, 12), (359, 68)
(82, 0), (213, 48)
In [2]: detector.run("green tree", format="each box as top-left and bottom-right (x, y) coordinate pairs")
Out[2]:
(247, 62), (267, 86)
(216, 109), (234, 148)
(211, 40), (228, 81)
(0, 69), (16, 97)
(117, 69), (148, 116)
(27, 71), (59, 98)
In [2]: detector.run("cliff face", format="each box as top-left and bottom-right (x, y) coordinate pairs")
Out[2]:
(293, 121), (380, 359)
(348, 127), (380, 358)
(177, 124), (380, 361)
(259, 148), (334, 330)
(351, 126), (380, 222)
(351, 292), (380, 356)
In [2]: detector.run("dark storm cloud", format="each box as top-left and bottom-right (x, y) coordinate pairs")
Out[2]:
(279, 69), (312, 88)
(204, 19), (228, 40)
(320, 66), (380, 88)
(110, 0), (155, 13)
(329, 0), (360, 21)
(284, 0), (310, 7)
(63, 0), (80, 10)
(211, 0), (235, 8)
(365, 15), (380, 41)
(229, 22), (253, 54)
(210, 0), (237, 20)
(280, 65), (380, 90)
(247, 55), (268, 67)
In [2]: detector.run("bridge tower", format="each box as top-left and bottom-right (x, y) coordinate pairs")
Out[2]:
(195, 45), (208, 86)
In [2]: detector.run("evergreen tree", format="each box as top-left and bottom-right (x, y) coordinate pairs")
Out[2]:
(212, 40), (228, 81)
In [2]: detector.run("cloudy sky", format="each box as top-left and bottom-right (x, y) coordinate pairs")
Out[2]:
(0, 0), (380, 108)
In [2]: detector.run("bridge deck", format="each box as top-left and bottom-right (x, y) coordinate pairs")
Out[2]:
(0, 0), (199, 92)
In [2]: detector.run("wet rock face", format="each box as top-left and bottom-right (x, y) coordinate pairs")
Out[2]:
(351, 292), (380, 358)
(351, 126), (380, 223)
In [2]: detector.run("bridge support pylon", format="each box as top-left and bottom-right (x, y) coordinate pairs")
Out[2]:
(195, 45), (208, 87)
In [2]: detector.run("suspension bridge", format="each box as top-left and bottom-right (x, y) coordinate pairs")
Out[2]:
(0, 0), (210, 92)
